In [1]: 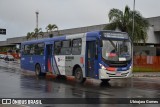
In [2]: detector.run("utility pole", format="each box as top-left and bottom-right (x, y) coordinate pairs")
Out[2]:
(131, 0), (135, 89)
(132, 0), (135, 42)
(35, 11), (39, 29)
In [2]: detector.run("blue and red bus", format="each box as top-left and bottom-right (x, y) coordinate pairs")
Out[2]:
(21, 30), (132, 83)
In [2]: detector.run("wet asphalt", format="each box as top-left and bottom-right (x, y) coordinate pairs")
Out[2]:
(0, 60), (160, 107)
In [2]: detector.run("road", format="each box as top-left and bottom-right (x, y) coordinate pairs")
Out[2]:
(0, 60), (160, 107)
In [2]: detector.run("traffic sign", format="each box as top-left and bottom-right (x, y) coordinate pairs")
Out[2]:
(0, 29), (6, 35)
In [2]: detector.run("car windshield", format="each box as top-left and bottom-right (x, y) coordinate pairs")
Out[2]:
(102, 39), (131, 61)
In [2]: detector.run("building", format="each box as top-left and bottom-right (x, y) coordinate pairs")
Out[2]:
(0, 16), (160, 55)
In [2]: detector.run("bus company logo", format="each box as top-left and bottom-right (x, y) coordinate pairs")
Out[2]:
(2, 99), (11, 104)
(58, 58), (61, 62)
(58, 58), (64, 62)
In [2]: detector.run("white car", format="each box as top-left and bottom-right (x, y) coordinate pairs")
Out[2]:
(0, 54), (6, 59)
(4, 55), (15, 61)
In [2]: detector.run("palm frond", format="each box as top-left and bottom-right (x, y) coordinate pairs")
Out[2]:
(108, 8), (123, 22)
(104, 5), (149, 45)
(46, 24), (59, 37)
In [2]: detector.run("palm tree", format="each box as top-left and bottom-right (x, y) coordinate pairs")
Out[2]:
(104, 5), (149, 45)
(46, 24), (59, 38)
(26, 32), (34, 40)
(34, 28), (43, 39)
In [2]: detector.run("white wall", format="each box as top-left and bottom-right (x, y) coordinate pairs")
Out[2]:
(146, 27), (159, 44)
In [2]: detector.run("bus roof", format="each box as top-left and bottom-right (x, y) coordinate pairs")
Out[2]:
(22, 35), (66, 45)
(22, 30), (129, 45)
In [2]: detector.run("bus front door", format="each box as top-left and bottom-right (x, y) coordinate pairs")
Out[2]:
(45, 44), (53, 74)
(86, 41), (98, 78)
(45, 44), (59, 75)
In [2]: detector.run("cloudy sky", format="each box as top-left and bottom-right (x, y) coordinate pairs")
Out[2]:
(0, 0), (160, 41)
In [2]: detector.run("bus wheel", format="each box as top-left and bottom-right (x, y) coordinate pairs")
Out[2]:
(75, 67), (86, 83)
(101, 79), (110, 83)
(35, 64), (41, 77)
(35, 64), (46, 77)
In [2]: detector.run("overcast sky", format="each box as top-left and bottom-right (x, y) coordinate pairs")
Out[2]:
(0, 0), (160, 41)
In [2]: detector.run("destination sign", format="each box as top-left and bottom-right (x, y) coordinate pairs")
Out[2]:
(102, 32), (128, 39)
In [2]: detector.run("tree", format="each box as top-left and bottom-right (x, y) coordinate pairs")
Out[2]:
(26, 32), (34, 40)
(104, 5), (149, 44)
(39, 31), (44, 38)
(46, 24), (59, 38)
(34, 28), (43, 39)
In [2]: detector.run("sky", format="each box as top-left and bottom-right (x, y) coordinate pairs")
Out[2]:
(0, 0), (160, 41)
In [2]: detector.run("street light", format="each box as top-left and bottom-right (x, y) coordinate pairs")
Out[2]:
(35, 11), (39, 29)
(132, 0), (135, 43)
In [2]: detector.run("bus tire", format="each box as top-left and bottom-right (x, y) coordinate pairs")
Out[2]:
(35, 64), (45, 77)
(101, 79), (110, 83)
(74, 67), (86, 83)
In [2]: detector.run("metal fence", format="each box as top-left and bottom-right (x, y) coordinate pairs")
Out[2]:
(134, 56), (160, 72)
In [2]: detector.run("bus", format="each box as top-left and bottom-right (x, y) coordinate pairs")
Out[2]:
(21, 30), (132, 83)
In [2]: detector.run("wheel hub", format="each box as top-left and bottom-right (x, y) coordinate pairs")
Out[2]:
(76, 71), (81, 79)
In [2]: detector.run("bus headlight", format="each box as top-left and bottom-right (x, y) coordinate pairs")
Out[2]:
(99, 63), (116, 71)
(99, 63), (105, 69)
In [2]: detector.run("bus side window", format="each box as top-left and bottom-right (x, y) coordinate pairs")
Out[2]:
(35, 43), (44, 55)
(61, 40), (71, 55)
(54, 41), (61, 55)
(72, 39), (82, 55)
(24, 45), (30, 55)
(21, 45), (24, 55)
(29, 44), (35, 55)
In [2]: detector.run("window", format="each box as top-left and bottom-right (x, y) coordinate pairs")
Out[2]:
(72, 39), (82, 55)
(34, 43), (44, 55)
(23, 43), (44, 55)
(62, 40), (70, 48)
(54, 41), (61, 55)
(24, 44), (34, 55)
(24, 45), (29, 55)
(21, 45), (24, 55)
(61, 40), (71, 55)
(54, 39), (82, 55)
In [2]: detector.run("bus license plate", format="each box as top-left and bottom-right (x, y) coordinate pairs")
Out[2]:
(116, 72), (121, 76)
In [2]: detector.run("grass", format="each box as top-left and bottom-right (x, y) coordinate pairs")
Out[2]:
(133, 67), (160, 72)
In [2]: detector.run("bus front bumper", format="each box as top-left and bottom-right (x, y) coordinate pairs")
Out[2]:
(99, 69), (132, 79)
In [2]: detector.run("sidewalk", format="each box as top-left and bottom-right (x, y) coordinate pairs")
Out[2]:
(133, 72), (160, 77)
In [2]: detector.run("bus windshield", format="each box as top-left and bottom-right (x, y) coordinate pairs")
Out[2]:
(102, 39), (131, 62)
